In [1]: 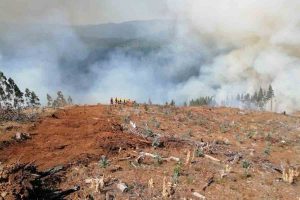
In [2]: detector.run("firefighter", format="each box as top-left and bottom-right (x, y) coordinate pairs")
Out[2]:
(115, 97), (118, 104)
(110, 98), (114, 105)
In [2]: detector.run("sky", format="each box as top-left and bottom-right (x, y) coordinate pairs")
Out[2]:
(0, 0), (169, 25)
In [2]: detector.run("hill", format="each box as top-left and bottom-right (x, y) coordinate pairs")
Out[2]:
(0, 104), (299, 199)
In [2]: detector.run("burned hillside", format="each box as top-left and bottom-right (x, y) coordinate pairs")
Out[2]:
(0, 104), (299, 199)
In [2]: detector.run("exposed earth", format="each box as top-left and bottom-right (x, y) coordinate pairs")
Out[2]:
(0, 104), (299, 199)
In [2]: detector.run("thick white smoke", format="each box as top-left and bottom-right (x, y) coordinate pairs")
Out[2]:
(166, 0), (300, 112)
(0, 0), (300, 112)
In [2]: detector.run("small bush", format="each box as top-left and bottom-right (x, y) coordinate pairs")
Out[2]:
(152, 137), (163, 148)
(172, 163), (182, 183)
(242, 160), (251, 177)
(154, 153), (163, 165)
(263, 145), (271, 156)
(144, 128), (155, 137)
(99, 156), (109, 168)
(195, 148), (204, 157)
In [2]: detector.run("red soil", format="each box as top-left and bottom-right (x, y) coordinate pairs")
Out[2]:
(0, 105), (149, 170)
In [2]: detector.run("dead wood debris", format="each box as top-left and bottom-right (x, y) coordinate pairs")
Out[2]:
(0, 163), (79, 199)
(135, 152), (180, 164)
(192, 191), (206, 199)
(202, 176), (214, 191)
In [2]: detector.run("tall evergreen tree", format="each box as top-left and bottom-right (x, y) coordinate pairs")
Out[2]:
(257, 87), (265, 109)
(257, 87), (264, 102)
(267, 84), (275, 111)
(170, 99), (175, 106)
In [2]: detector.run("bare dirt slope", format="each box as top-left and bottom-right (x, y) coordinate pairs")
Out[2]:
(0, 106), (149, 170)
(0, 105), (299, 199)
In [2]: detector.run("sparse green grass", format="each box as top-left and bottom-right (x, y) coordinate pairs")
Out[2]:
(246, 130), (256, 139)
(220, 123), (230, 133)
(263, 143), (271, 156)
(242, 160), (251, 178)
(172, 162), (182, 183)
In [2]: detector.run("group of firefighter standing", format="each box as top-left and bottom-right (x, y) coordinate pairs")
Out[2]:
(110, 97), (135, 106)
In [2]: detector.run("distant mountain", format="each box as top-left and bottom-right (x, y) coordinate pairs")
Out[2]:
(73, 20), (175, 40)
(0, 20), (202, 92)
(0, 20), (175, 56)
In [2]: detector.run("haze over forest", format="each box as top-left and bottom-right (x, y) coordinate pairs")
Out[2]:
(0, 0), (300, 112)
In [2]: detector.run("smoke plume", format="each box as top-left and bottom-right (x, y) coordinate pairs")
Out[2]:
(165, 0), (300, 112)
(0, 0), (300, 112)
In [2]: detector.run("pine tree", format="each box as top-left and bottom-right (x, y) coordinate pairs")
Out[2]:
(258, 87), (264, 102)
(267, 85), (275, 111)
(267, 85), (274, 100)
(170, 100), (175, 106)
(257, 87), (265, 109)
(148, 98), (152, 105)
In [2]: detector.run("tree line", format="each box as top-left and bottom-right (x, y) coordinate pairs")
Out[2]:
(186, 84), (275, 111)
(0, 71), (74, 110)
(189, 96), (217, 107)
(47, 92), (73, 108)
(0, 71), (40, 109)
(236, 85), (275, 110)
